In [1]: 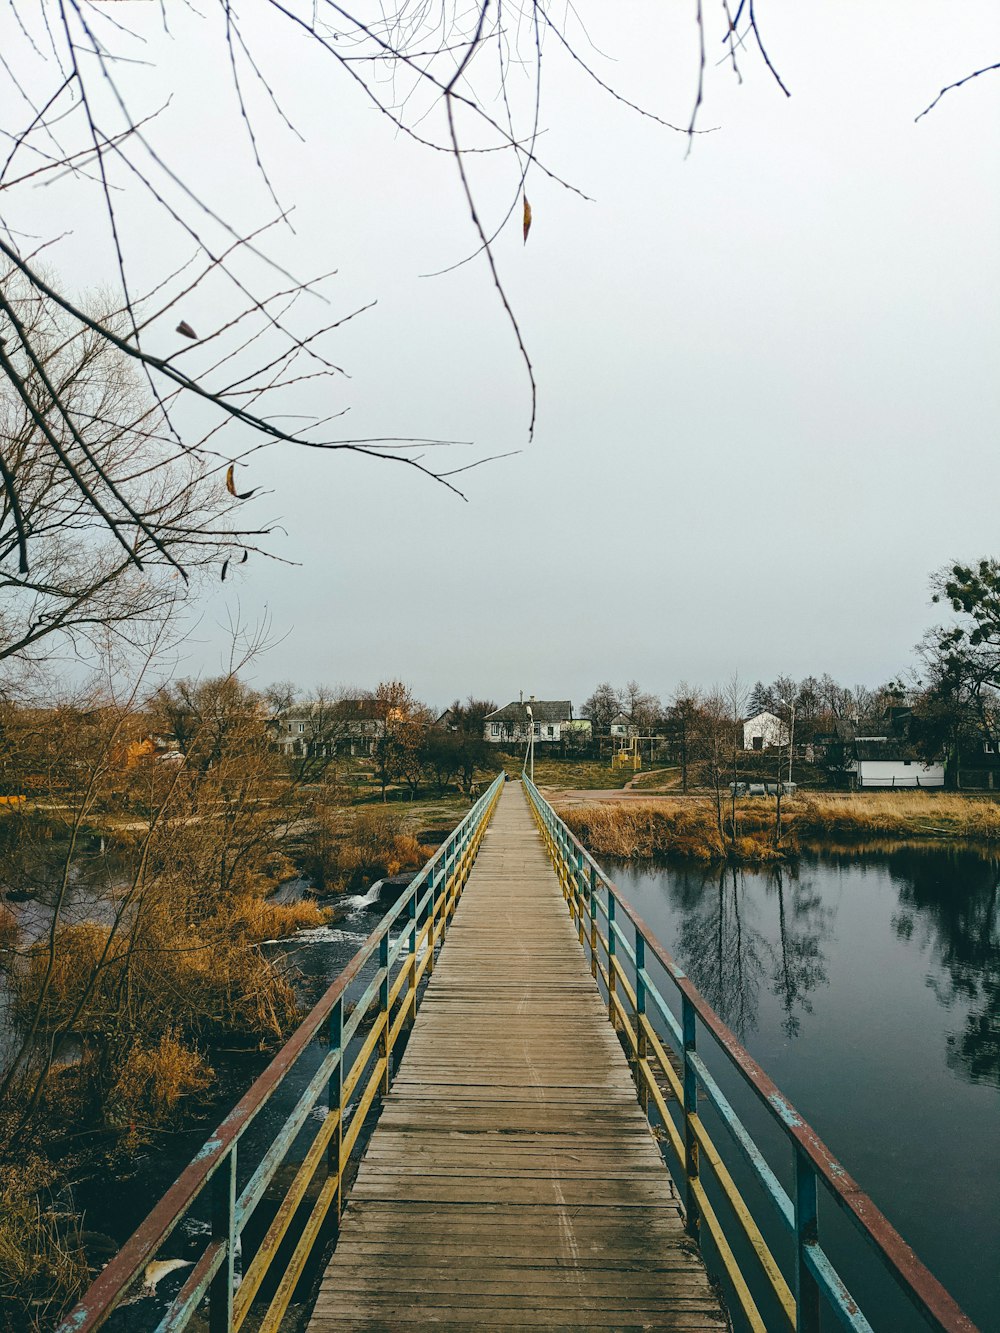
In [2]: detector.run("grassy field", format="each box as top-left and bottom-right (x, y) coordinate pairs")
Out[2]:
(628, 767), (683, 792)
(502, 755), (635, 789)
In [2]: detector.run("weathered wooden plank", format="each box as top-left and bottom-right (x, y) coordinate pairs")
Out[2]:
(305, 783), (725, 1331)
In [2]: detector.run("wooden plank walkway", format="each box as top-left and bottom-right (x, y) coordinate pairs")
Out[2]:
(308, 782), (726, 1330)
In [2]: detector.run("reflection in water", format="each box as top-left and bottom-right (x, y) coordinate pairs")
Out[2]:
(624, 846), (1000, 1091)
(660, 862), (831, 1041)
(609, 844), (1000, 1330)
(766, 867), (831, 1039)
(885, 847), (1000, 1089)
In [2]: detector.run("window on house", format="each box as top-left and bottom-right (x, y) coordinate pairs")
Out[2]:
(533, 723), (541, 738)
(297, 723), (305, 733)
(547, 726), (555, 738)
(903, 760), (912, 766)
(491, 723), (500, 737)
(985, 742), (995, 754)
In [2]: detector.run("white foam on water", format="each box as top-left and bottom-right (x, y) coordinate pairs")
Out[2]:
(342, 880), (383, 912)
(260, 925), (368, 946)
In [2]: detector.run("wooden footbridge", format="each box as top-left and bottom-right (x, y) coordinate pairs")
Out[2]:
(59, 775), (978, 1333)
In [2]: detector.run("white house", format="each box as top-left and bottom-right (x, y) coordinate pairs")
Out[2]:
(742, 711), (789, 752)
(609, 712), (638, 738)
(484, 698), (573, 744)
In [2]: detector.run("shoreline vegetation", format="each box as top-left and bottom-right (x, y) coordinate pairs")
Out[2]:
(557, 793), (1000, 864)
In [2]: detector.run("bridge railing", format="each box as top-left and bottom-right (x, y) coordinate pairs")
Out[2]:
(522, 775), (977, 1333)
(56, 771), (506, 1333)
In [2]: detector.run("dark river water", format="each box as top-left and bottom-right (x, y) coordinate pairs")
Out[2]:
(606, 845), (1000, 1333)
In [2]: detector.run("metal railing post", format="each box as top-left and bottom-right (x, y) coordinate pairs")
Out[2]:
(328, 996), (344, 1220)
(426, 863), (436, 975)
(407, 883), (417, 1024)
(209, 1149), (237, 1333)
(589, 866), (598, 979)
(635, 933), (647, 1114)
(576, 849), (585, 942)
(379, 931), (390, 1093)
(682, 994), (700, 1241)
(607, 893), (617, 1029)
(795, 1148), (821, 1333)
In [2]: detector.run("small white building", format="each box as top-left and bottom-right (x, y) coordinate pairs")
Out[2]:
(854, 744), (944, 789)
(742, 711), (788, 752)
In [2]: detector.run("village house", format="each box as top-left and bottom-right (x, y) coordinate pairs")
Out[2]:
(742, 710), (789, 751)
(483, 698), (574, 744)
(269, 697), (383, 758)
(609, 712), (638, 739)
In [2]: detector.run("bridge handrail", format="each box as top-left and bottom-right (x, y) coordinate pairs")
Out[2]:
(522, 775), (978, 1333)
(56, 771), (506, 1333)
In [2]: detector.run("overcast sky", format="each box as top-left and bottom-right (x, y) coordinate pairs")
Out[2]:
(11, 2), (1000, 710)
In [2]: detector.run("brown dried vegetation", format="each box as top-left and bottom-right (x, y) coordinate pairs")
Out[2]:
(559, 792), (1000, 864)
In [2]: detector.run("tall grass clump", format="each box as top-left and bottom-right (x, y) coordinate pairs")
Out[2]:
(559, 801), (782, 863)
(0, 1158), (89, 1332)
(311, 804), (434, 892)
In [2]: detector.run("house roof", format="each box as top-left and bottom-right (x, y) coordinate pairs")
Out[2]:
(743, 711), (782, 726)
(855, 741), (932, 762)
(486, 700), (572, 725)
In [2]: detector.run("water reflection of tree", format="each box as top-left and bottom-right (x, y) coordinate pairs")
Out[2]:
(766, 867), (831, 1039)
(668, 866), (766, 1039)
(889, 848), (1000, 1089)
(667, 863), (831, 1041)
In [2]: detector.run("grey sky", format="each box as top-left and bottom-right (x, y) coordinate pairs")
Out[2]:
(11, 2), (1000, 710)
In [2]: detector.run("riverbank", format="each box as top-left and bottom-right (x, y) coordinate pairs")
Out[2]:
(558, 792), (1000, 862)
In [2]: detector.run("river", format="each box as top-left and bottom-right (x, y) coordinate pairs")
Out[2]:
(607, 844), (999, 1333)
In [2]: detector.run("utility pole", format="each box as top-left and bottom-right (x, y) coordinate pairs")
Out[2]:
(525, 704), (534, 784)
(787, 700), (796, 785)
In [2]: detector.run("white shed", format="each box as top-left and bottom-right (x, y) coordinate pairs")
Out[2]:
(854, 744), (944, 789)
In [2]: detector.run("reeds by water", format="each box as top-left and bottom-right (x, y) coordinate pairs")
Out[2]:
(558, 792), (1000, 862)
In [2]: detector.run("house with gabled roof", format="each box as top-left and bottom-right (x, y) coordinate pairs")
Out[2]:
(484, 697), (574, 745)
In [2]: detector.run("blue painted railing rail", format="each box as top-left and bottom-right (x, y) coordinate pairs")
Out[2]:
(522, 775), (978, 1333)
(56, 772), (506, 1333)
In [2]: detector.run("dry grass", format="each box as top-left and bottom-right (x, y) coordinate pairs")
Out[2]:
(559, 800), (780, 863)
(792, 791), (1000, 840)
(0, 904), (17, 953)
(0, 1158), (89, 1332)
(106, 1032), (213, 1153)
(559, 791), (1000, 863)
(225, 894), (331, 941)
(311, 804), (435, 893)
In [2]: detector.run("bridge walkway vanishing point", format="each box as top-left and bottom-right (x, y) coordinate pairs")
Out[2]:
(308, 781), (726, 1330)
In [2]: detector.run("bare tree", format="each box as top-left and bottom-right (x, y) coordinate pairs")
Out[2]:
(666, 684), (703, 794)
(0, 266), (265, 667)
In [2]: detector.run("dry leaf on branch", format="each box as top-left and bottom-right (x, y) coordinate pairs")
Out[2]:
(225, 464), (260, 501)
